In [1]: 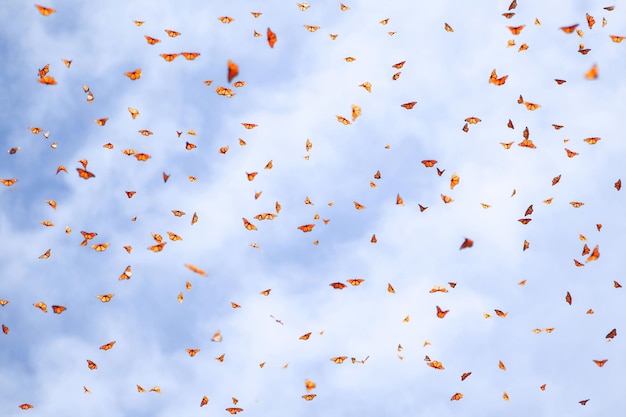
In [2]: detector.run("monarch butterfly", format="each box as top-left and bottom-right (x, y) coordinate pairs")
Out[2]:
(344, 56), (356, 63)
(524, 101), (540, 110)
(91, 243), (109, 252)
(329, 33), (338, 40)
(184, 264), (207, 277)
(421, 160), (437, 167)
(392, 71), (401, 80)
(610, 35), (625, 43)
(371, 234), (377, 243)
(494, 309), (508, 317)
(347, 278), (364, 286)
(87, 359), (98, 370)
(225, 408), (243, 415)
(144, 35), (160, 45)
(52, 305), (66, 314)
(396, 194), (404, 205)
(200, 396), (209, 407)
(444, 22), (454, 32)
(430, 286), (448, 293)
(218, 16), (234, 23)
(554, 78), (567, 85)
(606, 328), (617, 339)
(241, 218), (257, 231)
(191, 212), (198, 225)
(242, 123), (258, 130)
(462, 123), (469, 132)
(185, 142), (196, 150)
(266, 27), (277, 48)
(518, 139), (536, 149)
(135, 153), (151, 161)
(569, 201), (584, 208)
(147, 242), (166, 252)
(302, 394), (317, 401)
(524, 205), (534, 216)
(489, 69), (508, 85)
(586, 245), (599, 263)
(578, 43), (591, 55)
(450, 174), (460, 189)
(39, 249), (51, 259)
(160, 53), (178, 61)
(564, 148), (578, 158)
(451, 393), (463, 401)
(8, 147), (20, 154)
(227, 60), (239, 83)
(461, 372), (472, 381)
(460, 238), (473, 249)
(1, 179), (17, 186)
(436, 306), (449, 318)
(585, 13), (596, 29)
(503, 392), (510, 401)
(124, 69), (141, 80)
(1, 324), (8, 334)
(441, 194), (453, 204)
(165, 29), (181, 37)
(0, 299), (8, 307)
(480, 203), (491, 209)
(427, 360), (444, 370)
(507, 25), (525, 35)
(615, 179), (622, 191)
(579, 399), (589, 405)
(149, 386), (161, 393)
(96, 294), (114, 303)
(232, 80), (246, 88)
(518, 43), (529, 51)
(255, 213), (276, 221)
(502, 12), (515, 19)
(99, 341), (116, 350)
(387, 283), (396, 293)
(215, 354), (225, 362)
(585, 64), (598, 79)
(401, 101), (417, 109)
(336, 115), (351, 125)
(518, 218), (531, 224)
(38, 76), (57, 85)
(354, 201), (365, 210)
(35, 4), (55, 15)
(500, 142), (513, 149)
(304, 25), (320, 32)
(330, 356), (347, 364)
(33, 301), (47, 312)
(133, 20), (144, 26)
(329, 282), (346, 290)
(186, 348), (199, 357)
(76, 168), (95, 179)
(560, 24), (579, 33)
(167, 232), (182, 241)
(19, 404), (34, 410)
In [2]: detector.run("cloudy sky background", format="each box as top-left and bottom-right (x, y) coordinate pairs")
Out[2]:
(0, 0), (625, 415)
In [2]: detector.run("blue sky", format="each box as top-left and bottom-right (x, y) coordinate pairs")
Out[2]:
(1, 1), (625, 416)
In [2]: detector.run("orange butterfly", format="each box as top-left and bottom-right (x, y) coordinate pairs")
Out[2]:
(401, 101), (417, 109)
(518, 139), (536, 149)
(135, 153), (151, 161)
(502, 12), (515, 19)
(579, 399), (589, 405)
(615, 179), (622, 191)
(518, 218), (532, 224)
(144, 35), (160, 45)
(242, 218), (257, 231)
(179, 51), (200, 60)
(147, 242), (166, 252)
(1, 179), (17, 186)
(489, 69), (508, 85)
(507, 25), (525, 35)
(336, 115), (351, 125)
(500, 142), (513, 149)
(218, 16), (234, 23)
(33, 301), (48, 312)
(38, 76), (57, 85)
(330, 282), (346, 290)
(555, 79), (567, 85)
(347, 278), (364, 286)
(560, 24), (579, 33)
(304, 25), (320, 32)
(330, 356), (347, 364)
(444, 23), (454, 32)
(296, 223), (315, 232)
(19, 404), (34, 410)
(441, 194), (453, 204)
(461, 372), (472, 381)
(427, 360), (444, 370)
(200, 396), (209, 407)
(35, 4), (55, 15)
(2, 324), (8, 334)
(100, 341), (116, 350)
(91, 243), (109, 251)
(450, 174), (460, 189)
(160, 53), (178, 62)
(610, 35), (625, 43)
(421, 160), (437, 167)
(87, 359), (98, 370)
(436, 306), (449, 318)
(186, 348), (200, 357)
(52, 305), (66, 314)
(465, 117), (481, 124)
(371, 234), (377, 243)
(460, 238), (473, 249)
(124, 69), (141, 80)
(227, 60), (239, 83)
(524, 101), (540, 110)
(585, 64), (598, 80)
(225, 408), (243, 414)
(165, 29), (181, 37)
(450, 393), (463, 401)
(39, 249), (51, 259)
(76, 168), (95, 179)
(387, 283), (396, 293)
(185, 264), (208, 277)
(586, 245), (599, 262)
(267, 27), (277, 48)
(354, 201), (366, 210)
(299, 332), (312, 341)
(565, 148), (578, 158)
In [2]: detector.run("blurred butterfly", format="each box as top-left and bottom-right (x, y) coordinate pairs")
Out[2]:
(579, 399), (589, 405)
(585, 64), (598, 80)
(507, 25), (525, 35)
(336, 115), (351, 125)
(52, 305), (66, 314)
(330, 356), (347, 364)
(87, 359), (98, 370)
(560, 24), (579, 33)
(242, 218), (257, 231)
(354, 201), (365, 210)
(124, 69), (141, 80)
(610, 35), (624, 43)
(461, 372), (472, 381)
(200, 396), (209, 407)
(76, 168), (95, 179)
(225, 408), (243, 415)
(100, 341), (116, 350)
(227, 60), (239, 83)
(160, 53), (178, 61)
(451, 393), (463, 401)
(427, 360), (444, 370)
(359, 81), (372, 92)
(304, 25), (320, 32)
(460, 238), (473, 249)
(1, 179), (17, 186)
(35, 4), (55, 15)
(441, 194), (453, 204)
(401, 101), (417, 109)
(330, 282), (346, 290)
(489, 69), (508, 85)
(165, 29), (181, 37)
(144, 35), (160, 45)
(38, 76), (57, 85)
(19, 404), (34, 410)
(302, 394), (317, 401)
(436, 306), (449, 318)
(267, 27), (277, 48)
(347, 278), (364, 286)
(186, 349), (200, 357)
(218, 16), (234, 23)
(444, 23), (454, 32)
(33, 301), (47, 312)
(185, 264), (208, 276)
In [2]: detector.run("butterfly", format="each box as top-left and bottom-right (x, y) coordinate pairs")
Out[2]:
(227, 60), (239, 83)
(211, 330), (222, 342)
(302, 394), (317, 401)
(340, 3), (349, 11)
(86, 359), (98, 370)
(260, 289), (271, 296)
(518, 139), (536, 149)
(585, 64), (598, 80)
(336, 115), (351, 125)
(186, 349), (200, 357)
(444, 22), (454, 32)
(560, 24), (579, 33)
(606, 328), (617, 339)
(507, 25), (525, 35)
(450, 174), (460, 189)
(441, 194), (453, 204)
(267, 27), (277, 48)
(51, 305), (66, 314)
(498, 360), (506, 370)
(200, 396), (209, 407)
(38, 76), (57, 85)
(91, 243), (109, 252)
(359, 81), (372, 92)
(494, 309), (508, 317)
(330, 356), (347, 364)
(465, 116), (481, 124)
(215, 354), (225, 362)
(35, 4), (55, 15)
(165, 29), (181, 37)
(134, 153), (151, 161)
(99, 341), (116, 351)
(354, 201), (366, 210)
(392, 71), (401, 80)
(436, 306), (449, 318)
(586, 245), (600, 262)
(427, 360), (444, 370)
(450, 393), (463, 401)
(242, 218), (257, 231)
(124, 69), (141, 80)
(96, 294), (114, 302)
(75, 167), (95, 179)
(461, 372), (472, 381)
(460, 238), (473, 249)
(33, 302), (48, 312)
(489, 69), (508, 85)
(401, 101), (417, 109)
(330, 282), (346, 290)
(144, 35), (160, 45)
(39, 249), (51, 259)
(421, 160), (437, 167)
(610, 35), (625, 43)
(225, 408), (243, 415)
(304, 25), (320, 32)
(593, 359), (608, 367)
(218, 16), (234, 23)
(345, 57), (356, 62)
(502, 12), (515, 19)
(19, 404), (34, 410)
(160, 53), (178, 62)
(524, 101), (540, 110)
(347, 278), (364, 286)
(1, 179), (17, 186)
(185, 264), (208, 276)
(570, 202), (584, 208)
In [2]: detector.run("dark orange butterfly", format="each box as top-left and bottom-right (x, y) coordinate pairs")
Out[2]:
(218, 16), (234, 23)
(330, 356), (347, 364)
(200, 396), (209, 407)
(227, 60), (239, 83)
(585, 64), (598, 80)
(354, 201), (365, 210)
(401, 101), (417, 109)
(135, 153), (151, 161)
(489, 69), (508, 85)
(124, 69), (141, 80)
(160, 53), (178, 62)
(52, 305), (66, 314)
(421, 160), (437, 167)
(586, 245), (599, 262)
(565, 291), (572, 305)
(2, 324), (7, 334)
(165, 29), (181, 37)
(460, 238), (473, 249)
(518, 218), (532, 224)
(242, 218), (257, 231)
(555, 79), (567, 85)
(299, 332), (312, 341)
(579, 399), (589, 405)
(87, 359), (98, 370)
(347, 278), (364, 286)
(267, 27), (277, 48)
(35, 4), (55, 15)
(144, 35), (160, 45)
(225, 408), (243, 414)
(297, 224), (315, 233)
(450, 393), (463, 401)
(1, 178), (17, 186)
(147, 242), (166, 252)
(427, 360), (444, 370)
(38, 76), (57, 85)
(436, 306), (449, 318)
(461, 372), (472, 381)
(186, 348), (200, 357)
(181, 52), (200, 60)
(615, 179), (622, 191)
(19, 404), (34, 410)
(507, 25), (525, 35)
(560, 24), (579, 33)
(33, 301), (47, 312)
(610, 35), (625, 43)
(100, 341), (116, 351)
(76, 168), (95, 179)
(330, 282), (346, 290)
